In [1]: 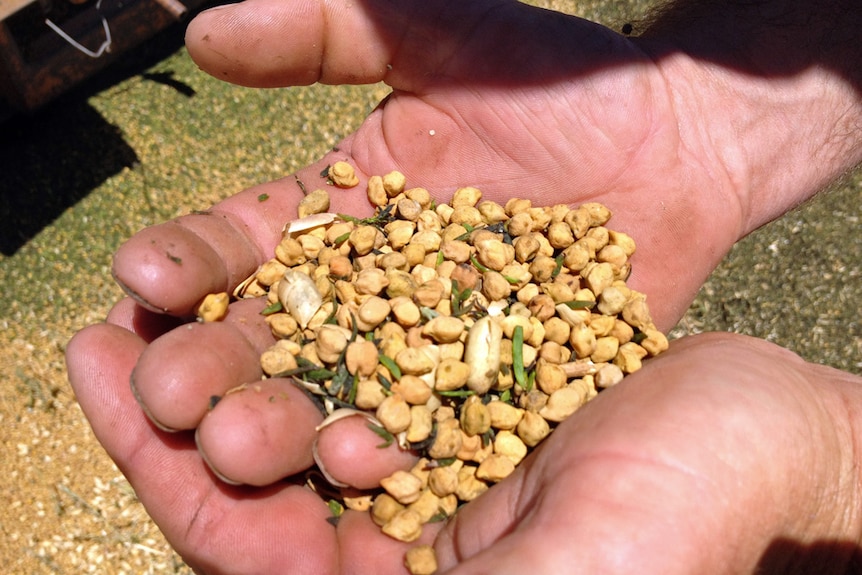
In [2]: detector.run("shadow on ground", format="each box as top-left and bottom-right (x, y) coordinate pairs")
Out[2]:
(0, 17), (201, 255)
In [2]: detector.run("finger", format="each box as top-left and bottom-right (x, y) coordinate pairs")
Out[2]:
(106, 296), (184, 342)
(66, 324), (340, 574)
(112, 158), (374, 316)
(196, 377), (324, 486)
(112, 215), (255, 315)
(186, 0), (396, 88)
(130, 298), (274, 431)
(185, 0), (600, 89)
(315, 413), (419, 490)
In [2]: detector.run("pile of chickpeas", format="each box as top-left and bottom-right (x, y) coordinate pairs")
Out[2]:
(222, 163), (668, 575)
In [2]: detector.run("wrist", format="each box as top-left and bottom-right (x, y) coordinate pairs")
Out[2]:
(636, 0), (862, 237)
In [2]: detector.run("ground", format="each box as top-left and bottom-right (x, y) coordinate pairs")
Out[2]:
(0, 0), (859, 572)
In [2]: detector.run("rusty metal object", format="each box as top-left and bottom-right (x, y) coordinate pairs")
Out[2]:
(0, 0), (204, 119)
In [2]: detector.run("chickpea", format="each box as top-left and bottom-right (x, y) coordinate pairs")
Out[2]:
(329, 161), (360, 188)
(452, 186), (483, 207)
(297, 188), (331, 218)
(251, 175), (670, 555)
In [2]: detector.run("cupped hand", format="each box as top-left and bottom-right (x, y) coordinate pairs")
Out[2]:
(116, 0), (750, 327)
(68, 320), (862, 574)
(65, 1), (816, 573)
(433, 333), (862, 575)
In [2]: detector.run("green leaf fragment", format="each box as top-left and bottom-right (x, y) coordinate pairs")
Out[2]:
(327, 499), (344, 517)
(261, 301), (283, 315)
(470, 254), (490, 273)
(420, 306), (440, 321)
(378, 354), (402, 381)
(428, 509), (449, 523)
(293, 357), (337, 381)
(367, 423), (395, 448)
(450, 280), (474, 317)
(437, 389), (475, 398)
(513, 325), (527, 390)
(551, 253), (564, 278)
(562, 300), (596, 310)
(346, 373), (359, 404)
(376, 373), (392, 391)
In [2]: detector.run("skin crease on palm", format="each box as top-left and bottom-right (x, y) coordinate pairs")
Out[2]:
(64, 0), (862, 574)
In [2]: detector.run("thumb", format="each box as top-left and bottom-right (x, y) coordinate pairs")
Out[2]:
(184, 0), (593, 89)
(185, 0), (406, 88)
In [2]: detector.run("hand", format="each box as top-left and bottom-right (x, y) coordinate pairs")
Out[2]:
(68, 323), (862, 574)
(66, 0), (862, 573)
(433, 332), (862, 575)
(111, 0), (760, 328)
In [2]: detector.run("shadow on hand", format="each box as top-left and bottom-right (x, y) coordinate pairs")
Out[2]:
(756, 537), (862, 574)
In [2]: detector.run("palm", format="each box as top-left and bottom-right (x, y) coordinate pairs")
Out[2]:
(347, 7), (743, 327)
(163, 0), (743, 329)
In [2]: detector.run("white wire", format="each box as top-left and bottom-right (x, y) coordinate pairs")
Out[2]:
(44, 0), (112, 59)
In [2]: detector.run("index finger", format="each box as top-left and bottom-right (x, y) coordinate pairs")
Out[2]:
(112, 158), (374, 316)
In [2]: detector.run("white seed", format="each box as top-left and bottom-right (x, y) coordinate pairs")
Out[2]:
(422, 315), (465, 343)
(343, 494), (374, 512)
(428, 462), (462, 497)
(396, 346), (439, 376)
(517, 411), (550, 447)
(314, 324), (351, 364)
(277, 269), (323, 329)
(355, 378), (388, 410)
(539, 385), (588, 422)
(455, 464), (488, 502)
(371, 493), (404, 526)
(464, 316), (503, 393)
(459, 395), (491, 437)
(595, 363), (625, 388)
(346, 339), (380, 376)
(434, 358), (471, 391)
(259, 341), (299, 376)
(406, 405), (434, 443)
(428, 418), (463, 459)
(382, 171), (407, 197)
(487, 400), (524, 430)
(392, 374), (433, 405)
